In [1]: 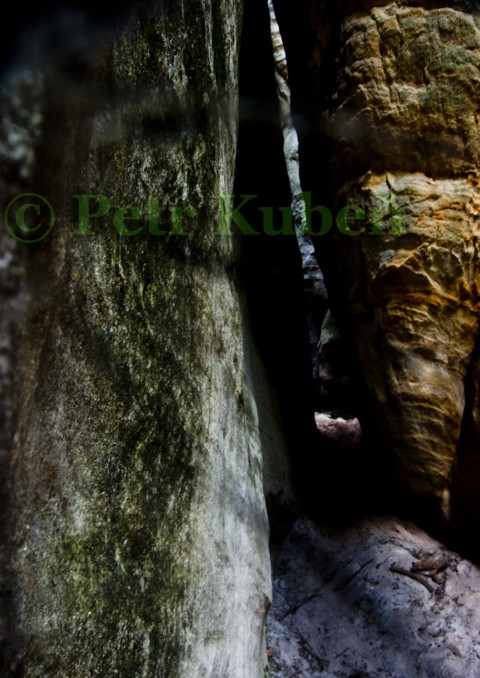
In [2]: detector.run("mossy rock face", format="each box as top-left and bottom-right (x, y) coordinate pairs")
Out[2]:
(1, 2), (271, 676)
(325, 5), (480, 180)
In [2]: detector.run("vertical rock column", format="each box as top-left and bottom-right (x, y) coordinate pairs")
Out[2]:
(309, 3), (480, 523)
(0, 2), (272, 676)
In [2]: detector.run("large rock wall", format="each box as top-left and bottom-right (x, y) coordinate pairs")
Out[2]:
(323, 2), (480, 526)
(0, 2), (273, 676)
(276, 0), (480, 533)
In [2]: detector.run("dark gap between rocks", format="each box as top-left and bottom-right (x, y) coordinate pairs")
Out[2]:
(236, 0), (395, 537)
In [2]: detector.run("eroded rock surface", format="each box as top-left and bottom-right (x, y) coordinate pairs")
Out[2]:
(0, 3), (273, 676)
(303, 2), (480, 525)
(323, 4), (480, 180)
(268, 517), (480, 677)
(333, 171), (479, 510)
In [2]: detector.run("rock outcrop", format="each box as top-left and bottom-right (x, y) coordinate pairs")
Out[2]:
(268, 516), (480, 677)
(277, 0), (480, 533)
(327, 3), (480, 527)
(0, 3), (274, 676)
(2, 1), (480, 675)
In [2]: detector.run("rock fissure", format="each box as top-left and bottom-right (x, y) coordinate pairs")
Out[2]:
(1, 1), (480, 675)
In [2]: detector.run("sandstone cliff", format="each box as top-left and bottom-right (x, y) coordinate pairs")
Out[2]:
(1, 0), (480, 676)
(0, 2), (276, 675)
(275, 0), (480, 538)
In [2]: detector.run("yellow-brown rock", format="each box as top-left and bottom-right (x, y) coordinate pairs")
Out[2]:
(334, 172), (479, 509)
(325, 5), (480, 181)
(309, 2), (480, 523)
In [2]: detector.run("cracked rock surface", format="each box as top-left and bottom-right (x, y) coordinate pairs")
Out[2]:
(268, 517), (480, 677)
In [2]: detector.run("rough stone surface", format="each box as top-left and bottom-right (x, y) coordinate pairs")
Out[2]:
(319, 3), (480, 181)
(268, 517), (480, 677)
(0, 3), (273, 676)
(307, 2), (480, 524)
(332, 171), (480, 511)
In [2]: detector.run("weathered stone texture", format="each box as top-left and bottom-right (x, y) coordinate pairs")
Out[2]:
(326, 5), (480, 179)
(268, 516), (480, 677)
(308, 2), (480, 521)
(0, 3), (272, 676)
(335, 171), (479, 505)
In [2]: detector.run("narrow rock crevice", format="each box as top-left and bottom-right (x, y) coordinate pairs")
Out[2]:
(263, 1), (382, 531)
(268, 0), (328, 398)
(234, 0), (319, 539)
